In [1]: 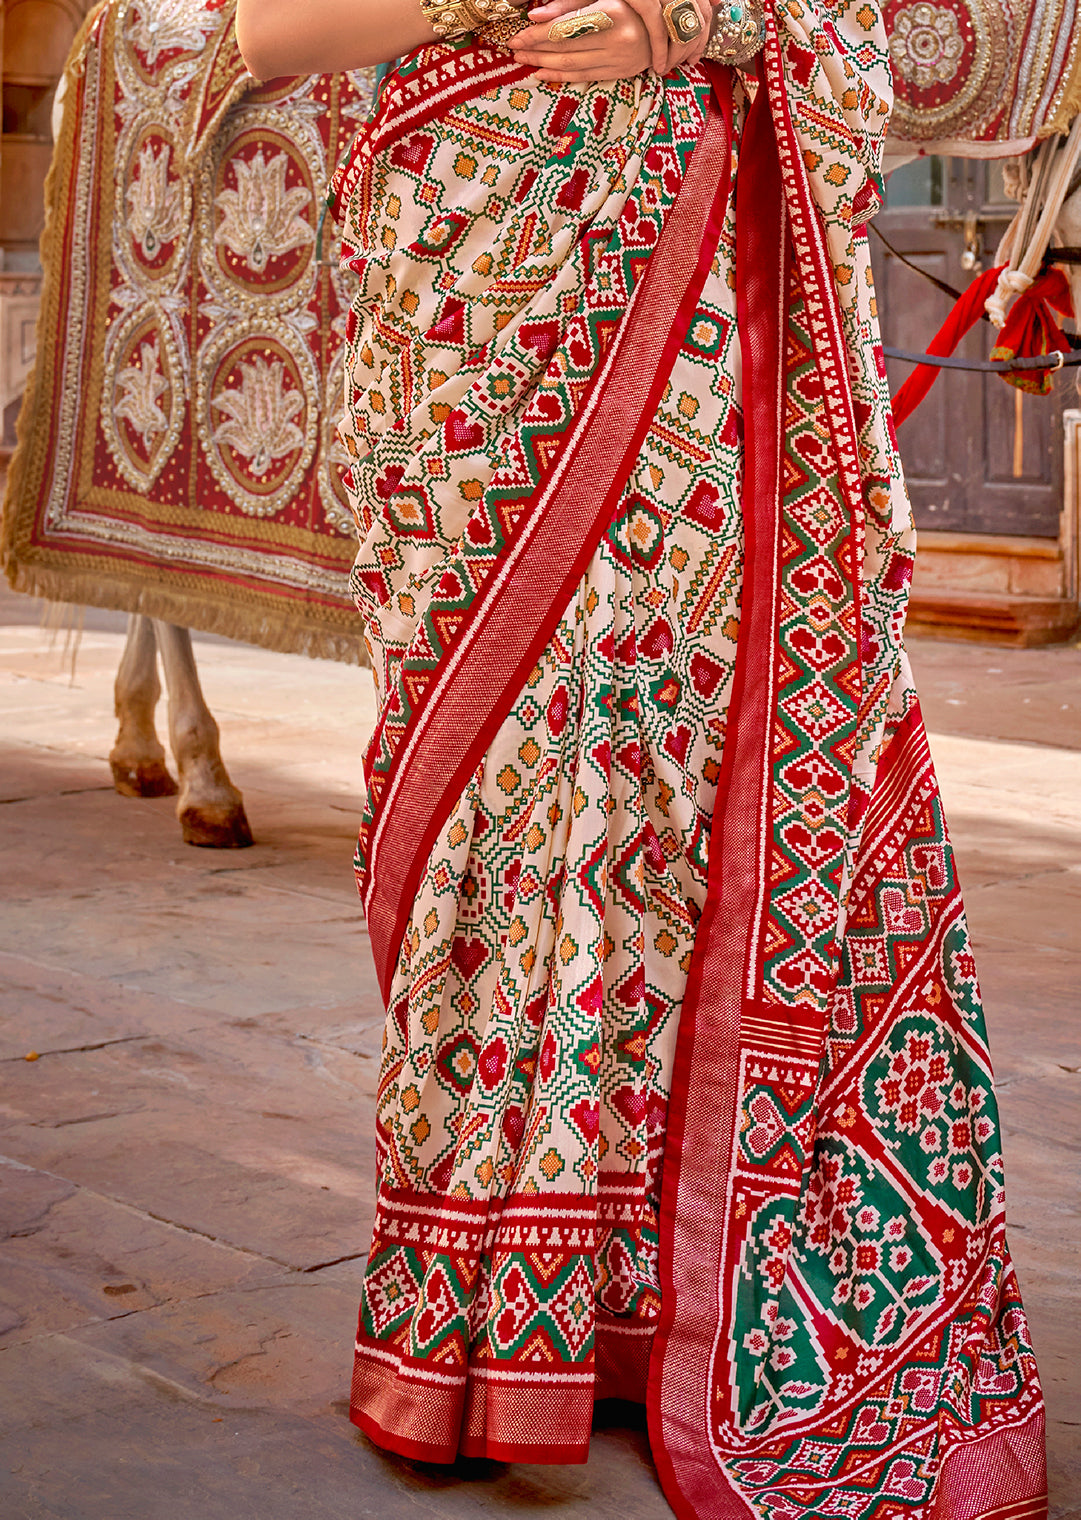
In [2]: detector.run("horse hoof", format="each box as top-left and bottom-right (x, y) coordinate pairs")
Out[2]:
(110, 756), (179, 798)
(179, 803), (254, 849)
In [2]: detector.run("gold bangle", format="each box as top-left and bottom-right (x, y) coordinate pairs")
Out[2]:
(662, 0), (703, 43)
(419, 0), (519, 38)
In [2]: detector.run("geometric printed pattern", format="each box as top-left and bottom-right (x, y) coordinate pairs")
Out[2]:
(338, 6), (1046, 1514)
(342, 57), (740, 1460)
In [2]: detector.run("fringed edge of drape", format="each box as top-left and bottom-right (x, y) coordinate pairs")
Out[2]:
(0, 5), (366, 671)
(0, 3), (103, 585)
(3, 559), (368, 665)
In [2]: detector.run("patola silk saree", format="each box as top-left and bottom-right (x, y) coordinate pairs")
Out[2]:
(332, 3), (1048, 1514)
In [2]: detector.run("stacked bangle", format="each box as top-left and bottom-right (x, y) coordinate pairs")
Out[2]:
(419, 0), (520, 38)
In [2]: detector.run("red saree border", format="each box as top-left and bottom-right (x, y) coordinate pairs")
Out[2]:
(350, 1179), (658, 1461)
(931, 1406), (1049, 1520)
(646, 74), (785, 1520)
(352, 1310), (653, 1464)
(361, 75), (736, 1003)
(758, 22), (865, 537)
(351, 1350), (597, 1464)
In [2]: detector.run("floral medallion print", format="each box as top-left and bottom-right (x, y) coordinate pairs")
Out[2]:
(126, 140), (185, 260)
(890, 2), (964, 87)
(211, 354), (306, 477)
(883, 0), (1077, 148)
(114, 336), (170, 447)
(213, 148), (313, 273)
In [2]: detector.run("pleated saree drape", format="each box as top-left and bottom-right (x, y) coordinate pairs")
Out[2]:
(332, 6), (1047, 1514)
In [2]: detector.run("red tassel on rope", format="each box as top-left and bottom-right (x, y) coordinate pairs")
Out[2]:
(991, 267), (1075, 395)
(891, 264), (1077, 427)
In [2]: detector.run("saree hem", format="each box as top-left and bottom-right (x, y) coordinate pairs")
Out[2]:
(351, 1311), (655, 1464)
(351, 1348), (593, 1465)
(349, 1404), (594, 1467)
(931, 1404), (1050, 1520)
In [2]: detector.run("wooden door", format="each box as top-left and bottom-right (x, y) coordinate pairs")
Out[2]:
(872, 157), (1068, 539)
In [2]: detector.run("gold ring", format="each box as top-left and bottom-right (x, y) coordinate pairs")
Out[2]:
(547, 10), (614, 39)
(662, 0), (703, 43)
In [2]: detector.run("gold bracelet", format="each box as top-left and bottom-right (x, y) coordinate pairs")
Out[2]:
(419, 0), (520, 39)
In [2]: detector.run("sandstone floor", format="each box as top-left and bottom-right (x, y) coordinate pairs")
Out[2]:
(1, 588), (1078, 1519)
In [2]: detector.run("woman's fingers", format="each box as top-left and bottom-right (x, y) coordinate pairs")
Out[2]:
(513, 0), (619, 48)
(513, 45), (618, 64)
(510, 0), (651, 76)
(523, 0), (591, 15)
(529, 69), (619, 80)
(526, 61), (624, 79)
(612, 0), (669, 72)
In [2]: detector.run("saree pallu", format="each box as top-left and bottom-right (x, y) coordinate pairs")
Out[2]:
(334, 4), (1048, 1514)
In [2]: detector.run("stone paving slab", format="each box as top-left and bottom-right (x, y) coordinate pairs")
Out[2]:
(0, 1156), (275, 1343)
(0, 605), (1078, 1518)
(906, 640), (1081, 751)
(0, 1358), (665, 1520)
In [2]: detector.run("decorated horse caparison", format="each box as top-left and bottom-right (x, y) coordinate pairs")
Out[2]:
(2, 0), (1079, 846)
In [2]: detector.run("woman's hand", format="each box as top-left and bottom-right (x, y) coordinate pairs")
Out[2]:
(510, 0), (654, 82)
(510, 0), (712, 81)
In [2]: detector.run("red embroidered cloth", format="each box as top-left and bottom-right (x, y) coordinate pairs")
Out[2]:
(885, 0), (1081, 154)
(1, 0), (372, 661)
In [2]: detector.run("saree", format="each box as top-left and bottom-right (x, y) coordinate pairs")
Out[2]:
(333, 3), (1048, 1514)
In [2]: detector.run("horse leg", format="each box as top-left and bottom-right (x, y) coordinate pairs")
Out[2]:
(109, 614), (178, 798)
(153, 621), (254, 849)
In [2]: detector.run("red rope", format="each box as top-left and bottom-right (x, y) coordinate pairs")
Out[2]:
(890, 264), (1004, 429)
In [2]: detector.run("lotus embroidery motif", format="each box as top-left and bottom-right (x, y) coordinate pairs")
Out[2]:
(115, 338), (169, 446)
(126, 0), (216, 66)
(126, 142), (184, 259)
(212, 356), (305, 477)
(214, 151), (313, 273)
(890, 3), (965, 88)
